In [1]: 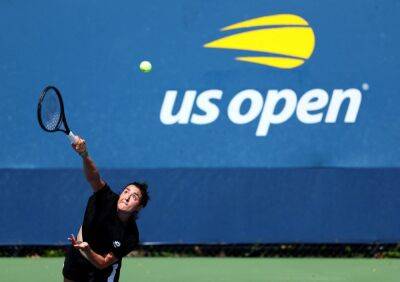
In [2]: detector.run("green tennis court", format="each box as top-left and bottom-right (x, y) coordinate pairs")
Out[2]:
(1, 258), (399, 282)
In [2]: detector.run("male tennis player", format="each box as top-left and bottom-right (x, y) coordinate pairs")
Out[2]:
(62, 137), (149, 282)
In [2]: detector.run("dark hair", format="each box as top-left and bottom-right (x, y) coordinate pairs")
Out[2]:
(124, 182), (150, 209)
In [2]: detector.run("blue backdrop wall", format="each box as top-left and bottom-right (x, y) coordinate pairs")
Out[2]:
(0, 0), (399, 244)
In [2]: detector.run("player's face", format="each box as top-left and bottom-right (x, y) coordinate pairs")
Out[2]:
(117, 185), (142, 214)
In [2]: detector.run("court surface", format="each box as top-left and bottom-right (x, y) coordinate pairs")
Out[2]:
(1, 257), (399, 281)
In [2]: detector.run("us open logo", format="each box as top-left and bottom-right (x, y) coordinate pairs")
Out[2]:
(159, 13), (365, 137)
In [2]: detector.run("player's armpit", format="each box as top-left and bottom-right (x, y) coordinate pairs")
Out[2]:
(88, 177), (106, 192)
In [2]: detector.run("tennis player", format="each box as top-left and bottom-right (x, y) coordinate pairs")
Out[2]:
(62, 137), (149, 282)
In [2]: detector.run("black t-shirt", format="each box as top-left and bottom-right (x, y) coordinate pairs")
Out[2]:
(82, 183), (139, 259)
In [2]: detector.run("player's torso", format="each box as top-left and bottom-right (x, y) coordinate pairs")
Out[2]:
(83, 191), (123, 254)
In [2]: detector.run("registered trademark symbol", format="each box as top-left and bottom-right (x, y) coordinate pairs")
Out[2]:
(362, 83), (369, 91)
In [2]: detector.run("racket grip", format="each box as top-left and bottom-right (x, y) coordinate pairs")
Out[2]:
(67, 131), (79, 144)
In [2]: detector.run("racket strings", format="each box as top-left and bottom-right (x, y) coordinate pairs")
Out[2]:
(41, 91), (62, 131)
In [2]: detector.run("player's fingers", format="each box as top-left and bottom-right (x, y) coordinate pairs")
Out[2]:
(69, 234), (77, 244)
(68, 238), (75, 246)
(73, 142), (80, 150)
(75, 243), (85, 249)
(76, 139), (85, 148)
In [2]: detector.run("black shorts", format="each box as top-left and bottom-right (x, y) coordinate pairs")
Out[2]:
(62, 246), (121, 282)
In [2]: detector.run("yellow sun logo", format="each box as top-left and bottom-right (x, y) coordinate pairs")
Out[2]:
(204, 14), (316, 69)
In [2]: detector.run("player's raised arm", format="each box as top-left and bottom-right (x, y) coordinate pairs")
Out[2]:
(71, 137), (105, 192)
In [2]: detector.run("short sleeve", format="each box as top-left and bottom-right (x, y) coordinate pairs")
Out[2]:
(88, 183), (117, 207)
(111, 238), (138, 259)
(111, 224), (139, 259)
(83, 183), (118, 236)
(92, 183), (113, 198)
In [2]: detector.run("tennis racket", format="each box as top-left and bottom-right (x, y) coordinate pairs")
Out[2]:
(37, 85), (79, 144)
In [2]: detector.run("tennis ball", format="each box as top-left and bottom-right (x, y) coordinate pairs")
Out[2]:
(140, 61), (152, 73)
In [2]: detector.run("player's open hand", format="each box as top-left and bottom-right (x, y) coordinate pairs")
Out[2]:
(68, 234), (90, 252)
(71, 137), (87, 155)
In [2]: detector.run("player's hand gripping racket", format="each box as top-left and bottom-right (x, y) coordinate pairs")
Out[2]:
(37, 85), (79, 144)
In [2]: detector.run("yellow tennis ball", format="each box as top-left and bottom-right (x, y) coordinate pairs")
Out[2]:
(140, 61), (152, 73)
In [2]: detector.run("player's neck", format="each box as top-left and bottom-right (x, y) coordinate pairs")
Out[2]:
(117, 210), (131, 224)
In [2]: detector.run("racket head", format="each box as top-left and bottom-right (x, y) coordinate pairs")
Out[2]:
(37, 85), (68, 133)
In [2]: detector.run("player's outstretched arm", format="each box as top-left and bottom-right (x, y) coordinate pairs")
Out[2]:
(71, 137), (105, 192)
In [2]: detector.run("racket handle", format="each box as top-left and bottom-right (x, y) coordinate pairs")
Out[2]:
(67, 131), (79, 144)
